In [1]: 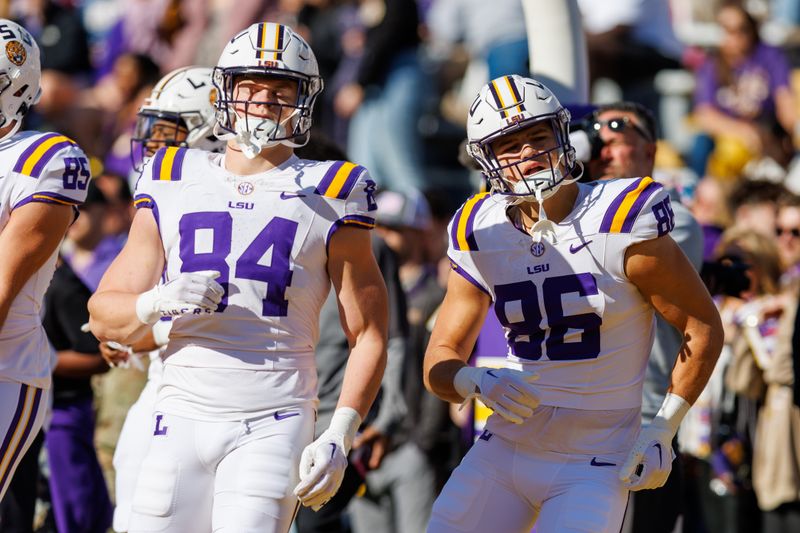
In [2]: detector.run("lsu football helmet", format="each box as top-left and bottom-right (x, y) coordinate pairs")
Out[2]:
(131, 66), (221, 171)
(213, 22), (323, 158)
(466, 75), (578, 204)
(0, 19), (40, 141)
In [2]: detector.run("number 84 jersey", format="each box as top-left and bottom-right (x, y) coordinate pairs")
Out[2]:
(448, 177), (675, 411)
(134, 147), (377, 371)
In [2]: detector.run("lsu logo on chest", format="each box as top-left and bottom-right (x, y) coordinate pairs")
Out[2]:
(228, 201), (254, 210)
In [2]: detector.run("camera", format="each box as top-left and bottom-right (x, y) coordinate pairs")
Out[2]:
(700, 255), (751, 298)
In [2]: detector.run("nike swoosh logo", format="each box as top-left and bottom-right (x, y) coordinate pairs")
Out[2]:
(274, 410), (300, 421)
(654, 442), (663, 468)
(569, 240), (592, 254)
(590, 457), (617, 467)
(280, 191), (306, 200)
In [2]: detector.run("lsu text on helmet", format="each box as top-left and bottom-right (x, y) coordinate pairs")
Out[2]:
(213, 22), (323, 158)
(131, 66), (222, 171)
(466, 75), (578, 204)
(0, 19), (40, 141)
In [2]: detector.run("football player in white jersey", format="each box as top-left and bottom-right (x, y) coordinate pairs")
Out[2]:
(423, 75), (723, 533)
(88, 22), (388, 533)
(0, 19), (91, 501)
(110, 65), (224, 532)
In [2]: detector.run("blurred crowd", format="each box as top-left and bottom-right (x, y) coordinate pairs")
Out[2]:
(4, 0), (800, 531)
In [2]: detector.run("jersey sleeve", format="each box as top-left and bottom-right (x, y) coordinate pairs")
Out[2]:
(318, 161), (378, 245)
(446, 193), (492, 296)
(9, 134), (91, 211)
(133, 146), (187, 222)
(598, 176), (673, 244)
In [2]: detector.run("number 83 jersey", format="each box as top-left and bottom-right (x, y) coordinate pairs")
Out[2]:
(134, 147), (377, 371)
(449, 177), (675, 411)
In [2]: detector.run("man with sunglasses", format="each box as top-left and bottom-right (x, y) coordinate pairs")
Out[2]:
(588, 101), (704, 533)
(424, 77), (721, 532)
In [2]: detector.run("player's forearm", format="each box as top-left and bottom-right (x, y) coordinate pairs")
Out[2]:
(88, 291), (152, 345)
(336, 329), (387, 420)
(668, 314), (724, 404)
(53, 350), (110, 378)
(424, 345), (468, 404)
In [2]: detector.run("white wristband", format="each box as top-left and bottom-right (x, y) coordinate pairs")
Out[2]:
(135, 286), (160, 325)
(655, 392), (691, 435)
(453, 366), (481, 400)
(151, 319), (172, 347)
(329, 407), (361, 454)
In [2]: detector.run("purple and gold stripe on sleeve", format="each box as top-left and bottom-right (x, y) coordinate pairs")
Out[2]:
(13, 191), (82, 210)
(0, 384), (43, 495)
(152, 147), (186, 181)
(450, 192), (490, 252)
(325, 215), (377, 252)
(339, 214), (376, 230)
(134, 194), (155, 209)
(448, 257), (490, 296)
(12, 133), (77, 178)
(314, 161), (365, 200)
(599, 177), (662, 234)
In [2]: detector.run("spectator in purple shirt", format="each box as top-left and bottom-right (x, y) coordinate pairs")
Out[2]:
(690, 2), (798, 178)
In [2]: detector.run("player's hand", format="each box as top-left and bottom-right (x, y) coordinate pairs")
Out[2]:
(619, 393), (690, 491)
(619, 417), (675, 491)
(135, 270), (223, 325)
(453, 366), (540, 424)
(99, 341), (131, 367)
(294, 407), (361, 511)
(352, 425), (389, 470)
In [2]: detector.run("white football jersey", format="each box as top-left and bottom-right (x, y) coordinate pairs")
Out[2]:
(133, 147), (377, 372)
(0, 131), (91, 388)
(449, 177), (676, 412)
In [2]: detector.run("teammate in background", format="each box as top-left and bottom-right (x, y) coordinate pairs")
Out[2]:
(423, 75), (723, 532)
(89, 22), (388, 532)
(107, 65), (224, 533)
(0, 19), (91, 502)
(588, 101), (704, 533)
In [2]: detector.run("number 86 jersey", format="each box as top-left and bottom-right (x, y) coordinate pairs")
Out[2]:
(134, 147), (377, 371)
(448, 177), (675, 411)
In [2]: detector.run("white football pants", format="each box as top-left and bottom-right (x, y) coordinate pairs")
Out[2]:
(128, 405), (315, 533)
(427, 430), (629, 533)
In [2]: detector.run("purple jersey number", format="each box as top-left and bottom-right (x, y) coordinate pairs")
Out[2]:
(494, 273), (602, 360)
(179, 212), (298, 317)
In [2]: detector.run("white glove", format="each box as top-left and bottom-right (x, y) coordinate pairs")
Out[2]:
(294, 407), (361, 511)
(135, 271), (223, 325)
(620, 393), (691, 491)
(453, 366), (540, 424)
